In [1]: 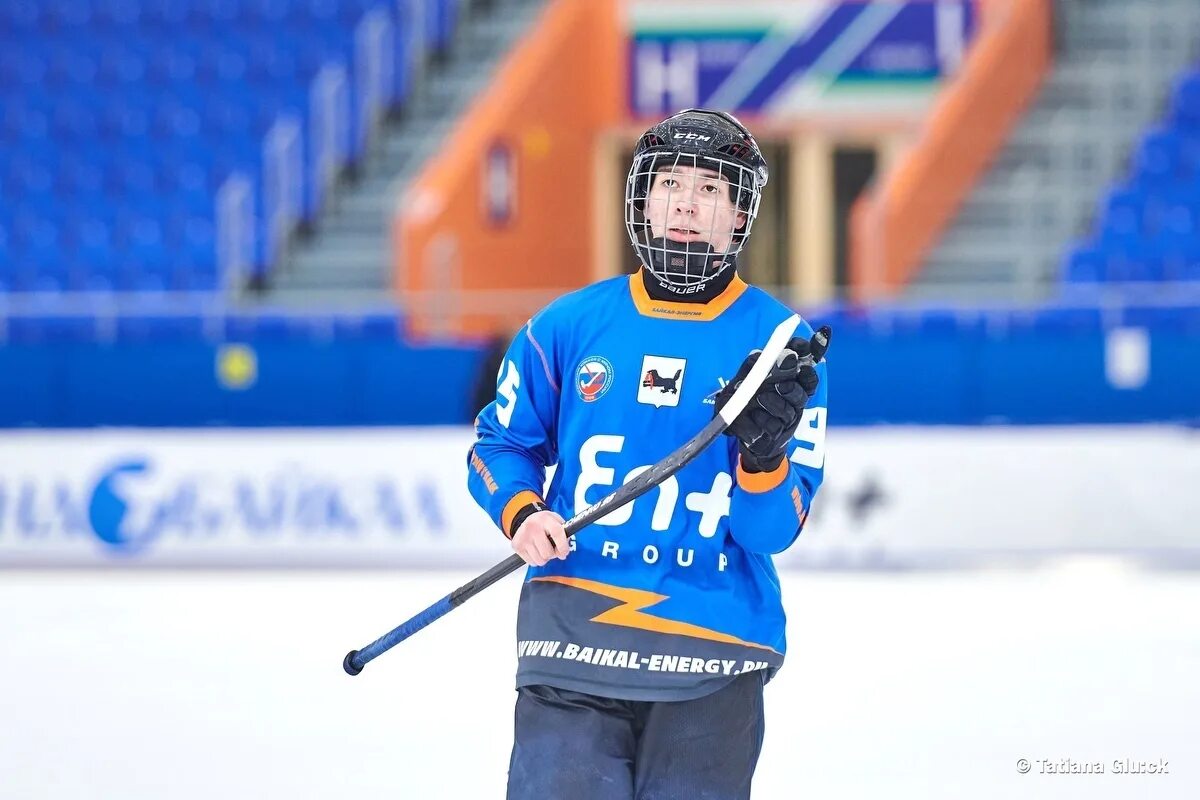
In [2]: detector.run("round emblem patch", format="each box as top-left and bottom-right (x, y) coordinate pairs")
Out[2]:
(576, 356), (614, 403)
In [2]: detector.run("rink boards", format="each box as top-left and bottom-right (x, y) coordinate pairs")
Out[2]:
(0, 425), (1197, 568)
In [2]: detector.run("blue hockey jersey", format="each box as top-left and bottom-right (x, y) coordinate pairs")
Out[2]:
(467, 271), (828, 701)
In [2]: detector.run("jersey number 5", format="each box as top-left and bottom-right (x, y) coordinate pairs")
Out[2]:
(496, 360), (520, 427)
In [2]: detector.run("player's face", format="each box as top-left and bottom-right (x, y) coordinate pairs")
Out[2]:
(644, 165), (747, 253)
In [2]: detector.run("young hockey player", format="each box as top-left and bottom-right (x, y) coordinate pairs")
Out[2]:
(468, 108), (830, 799)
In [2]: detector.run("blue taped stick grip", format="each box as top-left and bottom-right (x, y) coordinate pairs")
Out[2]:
(344, 595), (454, 675)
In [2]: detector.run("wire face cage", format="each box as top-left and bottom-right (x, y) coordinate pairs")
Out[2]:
(625, 149), (764, 291)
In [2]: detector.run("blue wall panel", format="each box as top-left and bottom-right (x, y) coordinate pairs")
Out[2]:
(0, 341), (488, 428)
(0, 314), (1196, 427)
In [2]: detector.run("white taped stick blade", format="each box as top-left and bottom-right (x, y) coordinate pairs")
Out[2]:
(716, 314), (802, 425)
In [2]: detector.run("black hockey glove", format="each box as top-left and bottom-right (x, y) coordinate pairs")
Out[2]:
(714, 326), (831, 473)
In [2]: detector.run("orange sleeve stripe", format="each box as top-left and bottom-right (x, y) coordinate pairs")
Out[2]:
(469, 450), (499, 494)
(501, 490), (544, 536)
(791, 486), (809, 527)
(736, 457), (789, 493)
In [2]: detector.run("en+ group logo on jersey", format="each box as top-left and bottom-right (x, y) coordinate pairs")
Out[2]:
(577, 356), (614, 403)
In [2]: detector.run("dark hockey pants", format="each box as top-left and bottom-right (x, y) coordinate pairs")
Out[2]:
(506, 672), (765, 800)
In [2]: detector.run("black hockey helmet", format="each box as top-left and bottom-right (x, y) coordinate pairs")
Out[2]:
(625, 109), (769, 293)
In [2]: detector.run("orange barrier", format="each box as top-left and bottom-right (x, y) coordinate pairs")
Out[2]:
(848, 0), (1052, 300)
(395, 0), (622, 338)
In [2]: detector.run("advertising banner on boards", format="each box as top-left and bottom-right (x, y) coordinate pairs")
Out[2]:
(1, 426), (1196, 568)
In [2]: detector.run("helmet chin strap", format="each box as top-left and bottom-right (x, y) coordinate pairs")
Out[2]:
(637, 236), (738, 295)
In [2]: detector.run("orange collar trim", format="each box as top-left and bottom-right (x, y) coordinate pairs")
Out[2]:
(628, 271), (748, 321)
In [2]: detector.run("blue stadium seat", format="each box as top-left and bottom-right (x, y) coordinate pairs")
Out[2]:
(46, 42), (100, 87)
(45, 0), (96, 31)
(1062, 244), (1105, 283)
(146, 43), (200, 85)
(175, 254), (219, 292)
(2, 98), (49, 139)
(1105, 240), (1165, 283)
(141, 0), (190, 29)
(1139, 186), (1190, 236)
(94, 0), (143, 30)
(303, 0), (342, 28)
(153, 100), (204, 141)
(1157, 191), (1197, 236)
(11, 156), (55, 198)
(69, 232), (118, 289)
(99, 96), (152, 139)
(1170, 70), (1200, 131)
(52, 99), (102, 140)
(10, 239), (65, 293)
(191, 0), (242, 29)
(339, 0), (382, 27)
(1099, 187), (1147, 237)
(1134, 129), (1183, 185)
(166, 215), (217, 267)
(198, 41), (249, 85)
(248, 40), (301, 84)
(0, 2), (43, 35)
(1158, 231), (1200, 280)
(247, 0), (292, 28)
(97, 42), (150, 86)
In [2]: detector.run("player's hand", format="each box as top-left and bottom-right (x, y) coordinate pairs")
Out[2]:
(511, 510), (570, 566)
(715, 326), (831, 473)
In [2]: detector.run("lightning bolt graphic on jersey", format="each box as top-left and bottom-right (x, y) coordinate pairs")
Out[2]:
(532, 575), (778, 652)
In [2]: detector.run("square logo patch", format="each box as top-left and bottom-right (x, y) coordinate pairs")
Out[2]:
(638, 355), (686, 408)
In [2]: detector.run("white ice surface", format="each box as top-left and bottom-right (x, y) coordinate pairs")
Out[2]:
(1, 562), (1197, 799)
